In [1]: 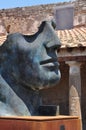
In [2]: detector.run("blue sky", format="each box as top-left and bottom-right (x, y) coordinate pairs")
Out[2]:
(0, 0), (70, 9)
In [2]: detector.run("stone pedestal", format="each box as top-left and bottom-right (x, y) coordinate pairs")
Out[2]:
(0, 116), (81, 130)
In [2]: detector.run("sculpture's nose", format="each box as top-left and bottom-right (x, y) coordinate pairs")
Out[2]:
(42, 20), (61, 49)
(46, 34), (61, 50)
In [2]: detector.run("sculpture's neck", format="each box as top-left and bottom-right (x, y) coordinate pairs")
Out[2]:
(1, 72), (42, 115)
(14, 84), (41, 115)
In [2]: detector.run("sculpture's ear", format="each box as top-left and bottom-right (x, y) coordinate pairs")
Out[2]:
(51, 19), (56, 29)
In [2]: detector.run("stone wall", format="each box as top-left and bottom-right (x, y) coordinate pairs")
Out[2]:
(0, 0), (86, 35)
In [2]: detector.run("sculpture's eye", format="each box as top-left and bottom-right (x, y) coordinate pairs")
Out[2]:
(23, 34), (38, 43)
(45, 44), (60, 53)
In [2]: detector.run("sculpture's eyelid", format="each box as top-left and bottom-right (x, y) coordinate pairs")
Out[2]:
(52, 45), (60, 51)
(43, 42), (61, 51)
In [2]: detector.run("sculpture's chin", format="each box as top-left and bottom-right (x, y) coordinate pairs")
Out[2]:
(21, 67), (61, 91)
(43, 70), (61, 88)
(32, 69), (61, 90)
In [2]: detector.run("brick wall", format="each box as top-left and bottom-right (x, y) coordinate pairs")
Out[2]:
(0, 0), (86, 35)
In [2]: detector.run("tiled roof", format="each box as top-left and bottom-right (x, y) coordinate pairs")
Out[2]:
(0, 26), (86, 48)
(56, 26), (86, 48)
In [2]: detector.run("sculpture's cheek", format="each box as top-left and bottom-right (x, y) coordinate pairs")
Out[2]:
(21, 61), (61, 90)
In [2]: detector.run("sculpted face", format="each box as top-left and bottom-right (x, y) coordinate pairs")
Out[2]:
(0, 21), (61, 90)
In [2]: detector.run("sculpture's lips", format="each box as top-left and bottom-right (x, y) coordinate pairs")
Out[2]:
(40, 58), (58, 65)
(40, 58), (59, 71)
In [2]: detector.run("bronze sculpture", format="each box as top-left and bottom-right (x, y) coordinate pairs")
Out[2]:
(0, 20), (61, 116)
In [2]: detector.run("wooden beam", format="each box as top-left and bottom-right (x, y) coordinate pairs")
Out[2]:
(58, 55), (86, 62)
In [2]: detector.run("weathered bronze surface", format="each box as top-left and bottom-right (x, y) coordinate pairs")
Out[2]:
(0, 20), (61, 116)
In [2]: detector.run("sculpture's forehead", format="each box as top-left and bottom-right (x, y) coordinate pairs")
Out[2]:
(1, 20), (60, 53)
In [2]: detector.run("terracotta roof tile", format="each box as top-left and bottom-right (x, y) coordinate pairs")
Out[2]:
(0, 26), (86, 48)
(56, 26), (86, 48)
